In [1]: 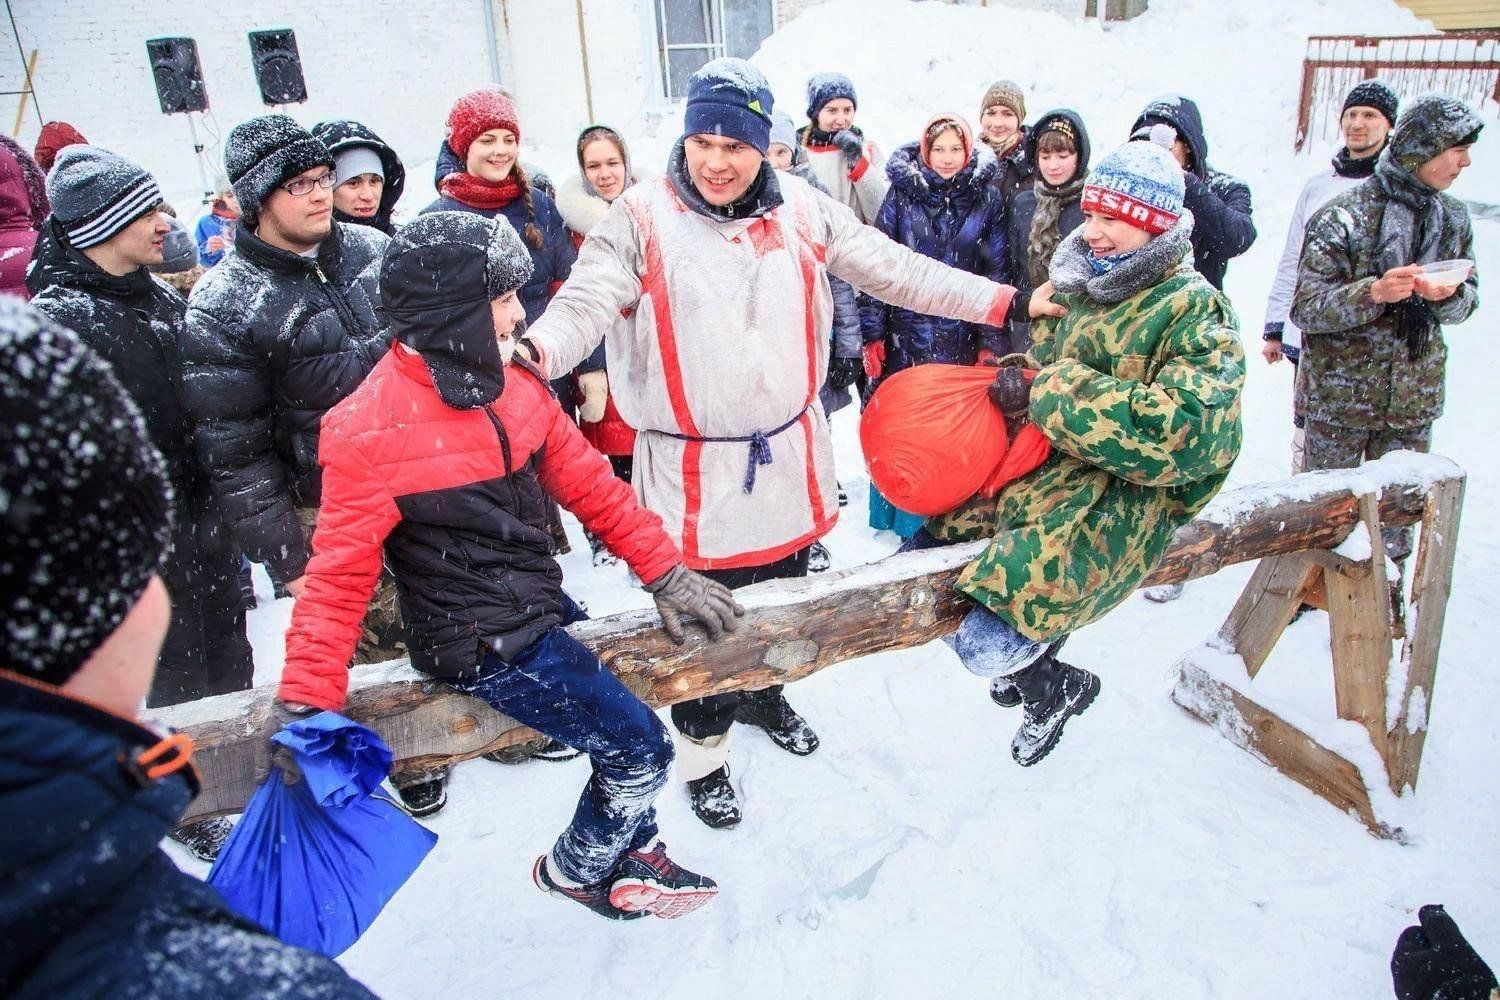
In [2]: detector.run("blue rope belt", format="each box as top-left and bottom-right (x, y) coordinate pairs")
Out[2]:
(658, 406), (809, 495)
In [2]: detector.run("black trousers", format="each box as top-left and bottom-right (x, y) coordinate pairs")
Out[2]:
(669, 546), (810, 740)
(148, 505), (255, 708)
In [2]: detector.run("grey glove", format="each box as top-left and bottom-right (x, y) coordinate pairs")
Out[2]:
(831, 129), (865, 168)
(251, 700), (314, 785)
(644, 564), (745, 644)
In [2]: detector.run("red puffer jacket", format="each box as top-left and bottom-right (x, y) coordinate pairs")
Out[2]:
(280, 346), (680, 711)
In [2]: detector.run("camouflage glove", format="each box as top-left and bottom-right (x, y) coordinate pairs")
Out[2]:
(831, 129), (865, 168)
(644, 564), (745, 644)
(251, 700), (314, 785)
(1391, 905), (1498, 1000)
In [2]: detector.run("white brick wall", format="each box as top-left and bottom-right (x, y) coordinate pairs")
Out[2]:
(6, 0), (667, 213)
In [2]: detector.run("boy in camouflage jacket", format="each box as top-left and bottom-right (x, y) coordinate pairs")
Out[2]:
(1292, 94), (1481, 562)
(915, 140), (1245, 766)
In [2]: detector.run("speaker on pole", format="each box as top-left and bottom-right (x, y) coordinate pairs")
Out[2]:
(249, 28), (308, 105)
(146, 37), (209, 114)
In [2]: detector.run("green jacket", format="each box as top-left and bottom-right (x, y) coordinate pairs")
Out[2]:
(928, 259), (1245, 639)
(1291, 178), (1478, 430)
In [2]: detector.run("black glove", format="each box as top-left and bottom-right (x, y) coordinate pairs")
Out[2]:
(831, 129), (865, 168)
(645, 564), (745, 644)
(251, 700), (314, 785)
(1392, 905), (1498, 1000)
(828, 355), (862, 390)
(987, 367), (1031, 427)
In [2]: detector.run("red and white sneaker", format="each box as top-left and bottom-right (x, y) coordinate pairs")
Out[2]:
(532, 855), (646, 921)
(607, 841), (719, 919)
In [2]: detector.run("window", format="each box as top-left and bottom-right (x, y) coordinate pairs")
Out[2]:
(655, 0), (776, 99)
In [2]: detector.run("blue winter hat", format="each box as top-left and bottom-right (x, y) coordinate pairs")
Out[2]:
(683, 58), (775, 154)
(806, 72), (857, 122)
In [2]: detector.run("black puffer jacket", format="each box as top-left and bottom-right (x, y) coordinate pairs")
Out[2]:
(311, 119), (406, 234)
(1131, 96), (1256, 290)
(179, 222), (392, 582)
(26, 222), (203, 507)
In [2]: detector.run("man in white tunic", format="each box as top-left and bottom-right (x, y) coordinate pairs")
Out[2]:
(524, 58), (1017, 827)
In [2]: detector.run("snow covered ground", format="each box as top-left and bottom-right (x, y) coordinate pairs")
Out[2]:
(182, 0), (1500, 995)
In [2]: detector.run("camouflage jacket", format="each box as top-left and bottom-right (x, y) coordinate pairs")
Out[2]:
(928, 260), (1245, 639)
(1291, 178), (1478, 429)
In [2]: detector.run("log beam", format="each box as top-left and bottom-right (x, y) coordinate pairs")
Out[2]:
(149, 457), (1458, 823)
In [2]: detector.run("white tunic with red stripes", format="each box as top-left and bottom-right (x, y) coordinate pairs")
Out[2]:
(530, 171), (1014, 570)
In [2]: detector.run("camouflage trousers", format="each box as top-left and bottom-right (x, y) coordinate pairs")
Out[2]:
(1302, 421), (1432, 563)
(295, 508), (406, 663)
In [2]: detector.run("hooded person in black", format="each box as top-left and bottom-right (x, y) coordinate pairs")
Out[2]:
(1005, 109), (1093, 353)
(312, 119), (406, 235)
(1130, 95), (1256, 292)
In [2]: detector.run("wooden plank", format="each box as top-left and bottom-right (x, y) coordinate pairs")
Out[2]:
(1387, 474), (1466, 794)
(1217, 552), (1321, 678)
(149, 462), (1451, 823)
(1171, 659), (1400, 840)
(1324, 492), (1393, 767)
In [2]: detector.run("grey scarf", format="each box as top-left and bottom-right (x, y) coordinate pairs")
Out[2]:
(1026, 176), (1087, 290)
(1049, 210), (1196, 304)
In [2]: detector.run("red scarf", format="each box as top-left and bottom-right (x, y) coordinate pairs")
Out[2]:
(439, 172), (522, 211)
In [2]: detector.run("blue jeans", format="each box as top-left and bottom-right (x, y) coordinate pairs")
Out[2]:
(446, 626), (673, 884)
(899, 530), (1051, 679)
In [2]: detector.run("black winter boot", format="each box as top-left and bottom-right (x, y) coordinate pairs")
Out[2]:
(808, 541), (832, 573)
(736, 688), (820, 755)
(687, 765), (742, 829)
(1007, 655), (1100, 766)
(168, 816), (234, 862)
(989, 676), (1021, 707)
(394, 770), (449, 818)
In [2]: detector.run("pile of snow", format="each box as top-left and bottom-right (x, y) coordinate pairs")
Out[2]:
(215, 0), (1499, 996)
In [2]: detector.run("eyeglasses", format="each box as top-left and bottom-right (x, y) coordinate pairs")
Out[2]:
(280, 171), (337, 196)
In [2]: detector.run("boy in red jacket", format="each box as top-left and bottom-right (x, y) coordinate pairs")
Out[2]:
(267, 212), (741, 921)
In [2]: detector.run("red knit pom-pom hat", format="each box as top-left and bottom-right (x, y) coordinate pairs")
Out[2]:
(446, 89), (521, 159)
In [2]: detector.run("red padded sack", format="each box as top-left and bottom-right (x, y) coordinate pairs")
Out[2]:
(861, 365), (1051, 517)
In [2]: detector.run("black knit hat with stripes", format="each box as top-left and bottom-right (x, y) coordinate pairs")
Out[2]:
(44, 146), (162, 250)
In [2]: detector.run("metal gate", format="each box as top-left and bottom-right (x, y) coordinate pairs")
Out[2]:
(1295, 34), (1500, 151)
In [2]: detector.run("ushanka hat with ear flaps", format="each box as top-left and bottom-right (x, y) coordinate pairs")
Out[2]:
(379, 212), (534, 410)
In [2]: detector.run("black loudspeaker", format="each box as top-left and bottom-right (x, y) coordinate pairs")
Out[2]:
(146, 37), (209, 114)
(249, 28), (308, 105)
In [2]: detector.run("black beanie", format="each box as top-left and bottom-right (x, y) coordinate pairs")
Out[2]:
(0, 298), (172, 686)
(1343, 81), (1399, 127)
(224, 113), (335, 223)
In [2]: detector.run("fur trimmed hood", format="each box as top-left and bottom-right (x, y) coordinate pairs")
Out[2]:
(555, 170), (652, 237)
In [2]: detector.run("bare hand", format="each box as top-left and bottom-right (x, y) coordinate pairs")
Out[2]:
(1412, 275), (1459, 302)
(1370, 265), (1423, 304)
(1029, 281), (1068, 320)
(286, 575), (307, 598)
(1261, 340), (1284, 364)
(206, 236), (226, 253)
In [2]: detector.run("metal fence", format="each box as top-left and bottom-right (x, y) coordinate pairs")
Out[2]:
(1296, 34), (1500, 151)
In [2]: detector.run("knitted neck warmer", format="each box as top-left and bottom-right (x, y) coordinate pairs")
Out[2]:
(1049, 209), (1196, 304)
(439, 172), (522, 211)
(804, 124), (864, 148)
(1026, 175), (1087, 290)
(1332, 143), (1382, 179)
(667, 141), (781, 222)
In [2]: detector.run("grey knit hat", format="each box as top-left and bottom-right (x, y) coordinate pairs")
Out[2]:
(45, 146), (162, 250)
(0, 298), (172, 686)
(224, 114), (335, 222)
(148, 215), (200, 274)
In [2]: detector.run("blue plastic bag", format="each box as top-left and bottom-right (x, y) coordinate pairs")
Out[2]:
(207, 712), (438, 957)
